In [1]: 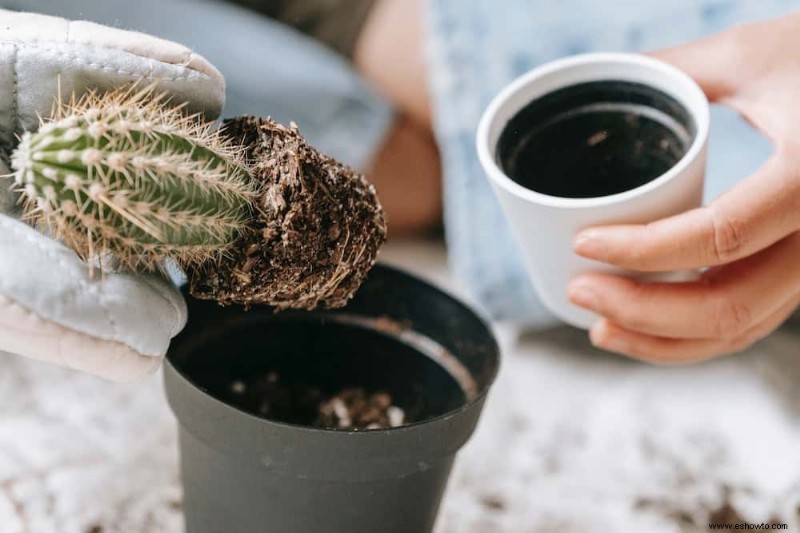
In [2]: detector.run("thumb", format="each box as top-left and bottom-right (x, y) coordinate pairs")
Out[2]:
(648, 28), (748, 103)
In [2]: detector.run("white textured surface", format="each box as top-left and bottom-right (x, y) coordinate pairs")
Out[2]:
(1, 238), (799, 532)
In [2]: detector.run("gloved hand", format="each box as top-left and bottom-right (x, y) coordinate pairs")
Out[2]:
(0, 9), (225, 381)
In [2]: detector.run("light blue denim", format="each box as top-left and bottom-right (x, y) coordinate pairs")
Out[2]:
(425, 0), (799, 327)
(1, 0), (394, 172)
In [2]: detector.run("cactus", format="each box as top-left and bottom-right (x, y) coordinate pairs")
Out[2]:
(11, 85), (254, 270)
(10, 86), (387, 310)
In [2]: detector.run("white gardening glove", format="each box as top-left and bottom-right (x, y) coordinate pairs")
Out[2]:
(0, 9), (225, 381)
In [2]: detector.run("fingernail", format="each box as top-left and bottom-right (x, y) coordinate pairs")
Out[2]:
(574, 230), (606, 259)
(599, 335), (631, 354)
(568, 279), (601, 311)
(590, 321), (629, 353)
(589, 321), (607, 346)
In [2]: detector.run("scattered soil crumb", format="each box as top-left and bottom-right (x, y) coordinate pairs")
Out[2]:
(226, 372), (409, 430)
(709, 502), (746, 525)
(586, 130), (608, 146)
(481, 496), (506, 512)
(634, 495), (787, 531)
(316, 387), (406, 430)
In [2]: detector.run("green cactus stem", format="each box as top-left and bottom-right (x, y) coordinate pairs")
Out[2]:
(11, 85), (254, 270)
(10, 86), (387, 310)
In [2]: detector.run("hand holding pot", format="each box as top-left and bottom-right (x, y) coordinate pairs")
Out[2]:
(569, 14), (800, 362)
(0, 9), (224, 381)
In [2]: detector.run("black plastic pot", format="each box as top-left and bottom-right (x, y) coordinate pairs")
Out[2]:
(164, 264), (500, 533)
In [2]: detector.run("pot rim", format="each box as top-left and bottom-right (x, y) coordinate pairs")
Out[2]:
(166, 263), (501, 437)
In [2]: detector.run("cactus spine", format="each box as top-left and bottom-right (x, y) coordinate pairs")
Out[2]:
(11, 85), (253, 270)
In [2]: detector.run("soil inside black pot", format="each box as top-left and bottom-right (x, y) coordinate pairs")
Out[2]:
(177, 316), (469, 430)
(227, 375), (407, 430)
